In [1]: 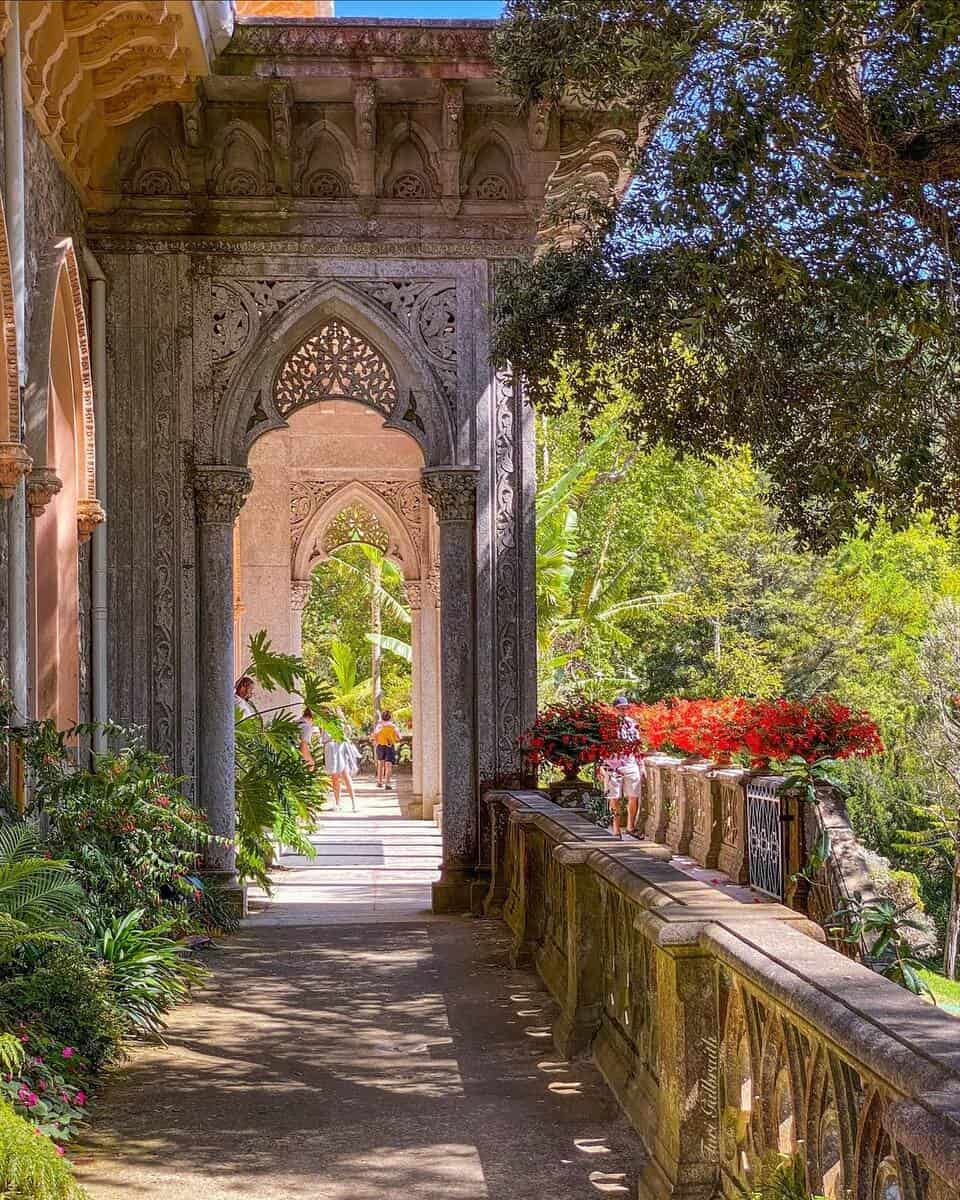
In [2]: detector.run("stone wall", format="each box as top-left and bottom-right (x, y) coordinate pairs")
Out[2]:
(486, 789), (960, 1200)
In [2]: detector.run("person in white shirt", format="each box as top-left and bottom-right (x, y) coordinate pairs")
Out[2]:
(601, 696), (644, 839)
(234, 676), (257, 720)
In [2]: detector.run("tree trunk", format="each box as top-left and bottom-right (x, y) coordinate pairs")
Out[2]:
(371, 557), (382, 726)
(944, 849), (960, 980)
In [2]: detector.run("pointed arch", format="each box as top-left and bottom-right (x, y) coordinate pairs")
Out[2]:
(292, 480), (422, 581)
(214, 280), (455, 469)
(295, 117), (358, 198)
(210, 119), (274, 197)
(377, 119), (441, 199)
(461, 124), (524, 201)
(25, 238), (100, 530)
(0, 188), (27, 498)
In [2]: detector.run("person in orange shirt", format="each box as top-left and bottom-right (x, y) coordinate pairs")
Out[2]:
(372, 710), (401, 790)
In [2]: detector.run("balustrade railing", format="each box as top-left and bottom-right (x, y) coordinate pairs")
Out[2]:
(484, 788), (960, 1200)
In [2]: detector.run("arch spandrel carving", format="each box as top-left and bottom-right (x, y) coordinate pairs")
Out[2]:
(213, 280), (455, 469)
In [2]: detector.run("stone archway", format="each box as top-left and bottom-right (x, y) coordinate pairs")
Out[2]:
(198, 293), (478, 910)
(24, 239), (104, 725)
(237, 403), (443, 819)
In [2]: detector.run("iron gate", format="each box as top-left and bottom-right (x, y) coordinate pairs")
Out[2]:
(745, 778), (784, 899)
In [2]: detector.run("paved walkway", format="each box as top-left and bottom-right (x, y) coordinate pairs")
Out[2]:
(74, 780), (644, 1199)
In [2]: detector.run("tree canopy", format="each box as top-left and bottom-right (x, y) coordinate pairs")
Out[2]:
(492, 0), (960, 546)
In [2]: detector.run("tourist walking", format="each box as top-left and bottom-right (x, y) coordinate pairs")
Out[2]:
(324, 714), (360, 811)
(372, 710), (401, 790)
(601, 696), (644, 839)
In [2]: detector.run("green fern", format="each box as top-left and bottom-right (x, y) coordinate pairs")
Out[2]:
(0, 1097), (87, 1199)
(0, 824), (84, 957)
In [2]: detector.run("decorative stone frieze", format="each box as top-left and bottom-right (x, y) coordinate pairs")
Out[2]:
(0, 443), (32, 500)
(77, 498), (106, 543)
(427, 565), (441, 608)
(193, 466), (253, 525)
(402, 580), (423, 611)
(225, 22), (495, 62)
(25, 467), (63, 518)
(422, 467), (478, 523)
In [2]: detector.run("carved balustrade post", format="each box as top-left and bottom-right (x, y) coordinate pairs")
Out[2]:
(422, 465), (480, 912)
(194, 465), (252, 905)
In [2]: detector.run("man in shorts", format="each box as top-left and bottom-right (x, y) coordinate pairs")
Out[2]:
(602, 696), (644, 839)
(372, 710), (401, 789)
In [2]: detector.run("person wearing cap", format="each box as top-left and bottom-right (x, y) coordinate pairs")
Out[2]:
(602, 696), (644, 838)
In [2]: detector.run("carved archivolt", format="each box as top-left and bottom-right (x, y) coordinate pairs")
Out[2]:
(24, 239), (102, 534)
(273, 318), (399, 417)
(124, 127), (189, 197)
(0, 190), (28, 499)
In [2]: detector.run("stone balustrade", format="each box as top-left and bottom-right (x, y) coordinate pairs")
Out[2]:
(484, 789), (960, 1200)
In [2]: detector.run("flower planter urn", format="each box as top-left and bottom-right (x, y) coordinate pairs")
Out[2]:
(548, 773), (597, 809)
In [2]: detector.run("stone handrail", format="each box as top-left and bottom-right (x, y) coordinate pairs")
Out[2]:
(639, 756), (881, 941)
(484, 788), (960, 1200)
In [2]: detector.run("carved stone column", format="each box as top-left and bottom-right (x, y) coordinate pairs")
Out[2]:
(194, 465), (252, 903)
(422, 466), (479, 912)
(402, 580), (424, 813)
(289, 579), (311, 658)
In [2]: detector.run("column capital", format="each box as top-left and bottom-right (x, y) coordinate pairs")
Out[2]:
(421, 466), (479, 523)
(290, 579), (312, 612)
(0, 442), (32, 501)
(77, 497), (106, 543)
(26, 466), (62, 518)
(402, 579), (423, 611)
(194, 465), (252, 525)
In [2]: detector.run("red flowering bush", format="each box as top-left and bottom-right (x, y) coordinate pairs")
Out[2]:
(631, 697), (750, 760)
(519, 700), (643, 778)
(631, 695), (882, 768)
(742, 697), (883, 766)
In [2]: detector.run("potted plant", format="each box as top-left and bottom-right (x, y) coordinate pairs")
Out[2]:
(519, 699), (641, 808)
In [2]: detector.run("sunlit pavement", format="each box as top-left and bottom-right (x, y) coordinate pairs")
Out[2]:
(74, 779), (643, 1199)
(247, 777), (443, 925)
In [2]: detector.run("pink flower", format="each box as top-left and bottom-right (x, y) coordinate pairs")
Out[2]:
(18, 1087), (38, 1108)
(61, 1047), (75, 1059)
(55, 1146), (65, 1157)
(74, 1091), (86, 1106)
(37, 1081), (46, 1092)
(60, 1091), (69, 1103)
(19, 1035), (28, 1044)
(33, 1056), (43, 1065)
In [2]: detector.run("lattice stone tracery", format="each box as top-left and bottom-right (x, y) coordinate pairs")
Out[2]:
(321, 504), (390, 555)
(274, 319), (398, 416)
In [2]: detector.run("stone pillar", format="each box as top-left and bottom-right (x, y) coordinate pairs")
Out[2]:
(422, 564), (442, 815)
(289, 579), (311, 657)
(403, 580), (424, 814)
(422, 466), (479, 912)
(194, 465), (252, 903)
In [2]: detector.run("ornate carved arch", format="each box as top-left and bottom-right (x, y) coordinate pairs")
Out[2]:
(295, 117), (358, 198)
(24, 239), (102, 533)
(214, 281), (455, 468)
(209, 119), (274, 197)
(0, 189), (28, 498)
(377, 119), (442, 199)
(291, 479), (423, 581)
(460, 124), (524, 201)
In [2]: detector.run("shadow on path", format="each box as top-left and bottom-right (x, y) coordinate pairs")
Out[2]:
(74, 919), (643, 1199)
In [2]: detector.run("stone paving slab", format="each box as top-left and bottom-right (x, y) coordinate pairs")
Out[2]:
(74, 921), (643, 1199)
